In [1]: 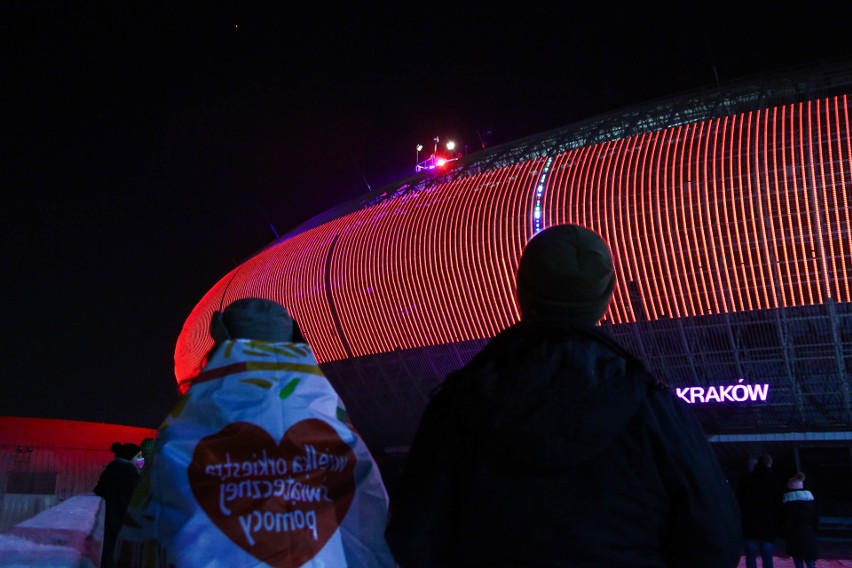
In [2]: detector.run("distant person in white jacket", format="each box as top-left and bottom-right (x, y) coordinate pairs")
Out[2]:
(781, 472), (819, 568)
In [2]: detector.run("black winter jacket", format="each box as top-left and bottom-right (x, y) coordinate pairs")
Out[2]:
(735, 464), (784, 541)
(95, 458), (140, 567)
(385, 317), (741, 567)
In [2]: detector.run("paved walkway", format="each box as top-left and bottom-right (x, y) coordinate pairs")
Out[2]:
(734, 537), (852, 566)
(737, 556), (852, 567)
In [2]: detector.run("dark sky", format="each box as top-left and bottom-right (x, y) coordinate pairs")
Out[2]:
(3, 3), (850, 429)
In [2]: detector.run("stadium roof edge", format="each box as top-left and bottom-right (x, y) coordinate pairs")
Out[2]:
(260, 56), (852, 254)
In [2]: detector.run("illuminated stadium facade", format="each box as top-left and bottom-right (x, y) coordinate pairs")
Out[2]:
(175, 60), (852, 490)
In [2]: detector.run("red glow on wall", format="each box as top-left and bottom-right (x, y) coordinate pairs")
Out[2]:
(174, 96), (852, 391)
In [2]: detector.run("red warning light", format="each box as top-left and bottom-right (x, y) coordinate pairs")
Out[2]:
(415, 137), (460, 172)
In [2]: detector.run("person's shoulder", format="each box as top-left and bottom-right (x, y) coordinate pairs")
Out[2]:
(640, 377), (686, 411)
(635, 380), (720, 454)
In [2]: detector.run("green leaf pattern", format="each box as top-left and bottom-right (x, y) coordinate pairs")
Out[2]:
(279, 378), (301, 399)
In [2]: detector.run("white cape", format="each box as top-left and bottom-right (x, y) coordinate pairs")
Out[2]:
(115, 339), (396, 568)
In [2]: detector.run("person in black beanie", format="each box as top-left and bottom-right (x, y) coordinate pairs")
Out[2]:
(385, 223), (741, 567)
(94, 442), (141, 568)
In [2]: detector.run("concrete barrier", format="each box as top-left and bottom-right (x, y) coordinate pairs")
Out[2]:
(0, 494), (104, 568)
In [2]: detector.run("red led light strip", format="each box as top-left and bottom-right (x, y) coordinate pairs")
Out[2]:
(762, 108), (783, 308)
(606, 137), (629, 322)
(634, 132), (658, 319)
(696, 120), (719, 314)
(661, 124), (683, 318)
(836, 96), (852, 300)
(675, 124), (696, 316)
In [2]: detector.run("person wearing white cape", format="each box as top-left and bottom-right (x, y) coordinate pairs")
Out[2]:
(115, 298), (395, 568)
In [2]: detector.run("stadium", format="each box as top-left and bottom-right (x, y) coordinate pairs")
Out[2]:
(174, 59), (851, 517)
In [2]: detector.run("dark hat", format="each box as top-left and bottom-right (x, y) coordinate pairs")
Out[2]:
(516, 224), (615, 323)
(210, 297), (294, 343)
(117, 443), (141, 461)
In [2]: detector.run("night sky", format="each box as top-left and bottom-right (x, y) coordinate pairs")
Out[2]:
(4, 3), (850, 429)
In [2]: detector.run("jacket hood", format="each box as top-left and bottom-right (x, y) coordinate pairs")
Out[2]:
(440, 317), (661, 470)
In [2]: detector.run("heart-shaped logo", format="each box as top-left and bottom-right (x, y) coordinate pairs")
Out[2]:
(189, 420), (356, 567)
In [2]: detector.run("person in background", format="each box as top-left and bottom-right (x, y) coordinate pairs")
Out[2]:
(115, 297), (395, 567)
(138, 437), (155, 477)
(781, 472), (819, 568)
(736, 453), (785, 568)
(94, 442), (141, 568)
(385, 223), (742, 567)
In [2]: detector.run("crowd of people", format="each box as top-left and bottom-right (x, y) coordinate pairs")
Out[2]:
(91, 223), (823, 567)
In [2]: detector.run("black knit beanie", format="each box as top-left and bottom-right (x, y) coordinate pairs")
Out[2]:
(516, 224), (615, 323)
(117, 443), (141, 461)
